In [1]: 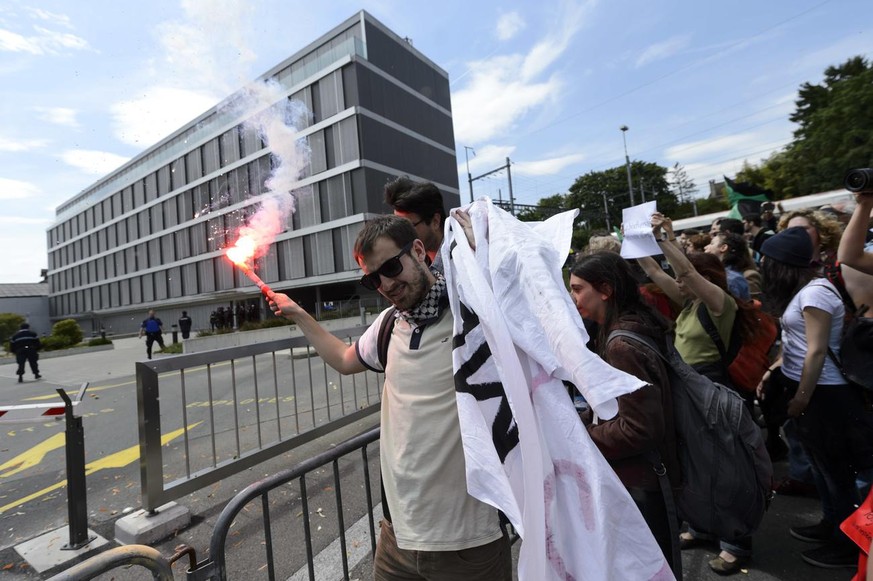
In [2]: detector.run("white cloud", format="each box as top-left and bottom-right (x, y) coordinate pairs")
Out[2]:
(0, 26), (89, 55)
(35, 106), (79, 128)
(60, 149), (130, 176)
(514, 153), (587, 176)
(635, 35), (691, 68)
(0, 136), (49, 152)
(0, 178), (41, 199)
(26, 8), (74, 29)
(110, 86), (219, 147)
(496, 12), (525, 41)
(452, 2), (593, 144)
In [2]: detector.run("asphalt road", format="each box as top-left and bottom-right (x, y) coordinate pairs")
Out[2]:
(0, 337), (861, 580)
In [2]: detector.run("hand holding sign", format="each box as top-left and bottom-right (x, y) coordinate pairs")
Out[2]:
(619, 201), (662, 259)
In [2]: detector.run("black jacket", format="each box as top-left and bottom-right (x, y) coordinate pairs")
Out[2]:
(11, 329), (41, 354)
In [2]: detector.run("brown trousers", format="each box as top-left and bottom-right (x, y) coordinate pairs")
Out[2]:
(373, 520), (512, 581)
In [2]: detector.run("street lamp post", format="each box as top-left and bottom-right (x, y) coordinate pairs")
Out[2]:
(620, 126), (634, 206)
(464, 146), (476, 203)
(602, 192), (611, 231)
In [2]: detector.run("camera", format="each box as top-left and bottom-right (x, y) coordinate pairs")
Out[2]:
(844, 168), (873, 193)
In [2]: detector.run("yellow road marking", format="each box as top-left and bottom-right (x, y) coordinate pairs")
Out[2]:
(0, 422), (201, 514)
(0, 432), (66, 478)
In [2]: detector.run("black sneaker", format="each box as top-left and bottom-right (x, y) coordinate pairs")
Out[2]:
(790, 520), (835, 543)
(801, 542), (858, 568)
(34, 374), (41, 380)
(18, 375), (23, 383)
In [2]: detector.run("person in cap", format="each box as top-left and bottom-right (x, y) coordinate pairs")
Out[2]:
(759, 226), (873, 569)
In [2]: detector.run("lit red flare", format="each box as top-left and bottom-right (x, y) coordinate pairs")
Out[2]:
(226, 235), (275, 300)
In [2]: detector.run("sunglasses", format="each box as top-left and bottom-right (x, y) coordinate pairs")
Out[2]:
(360, 241), (414, 290)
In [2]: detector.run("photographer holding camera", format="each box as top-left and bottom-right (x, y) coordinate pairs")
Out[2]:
(838, 168), (873, 275)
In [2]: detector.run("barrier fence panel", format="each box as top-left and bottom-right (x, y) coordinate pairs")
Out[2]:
(136, 326), (382, 511)
(46, 545), (174, 581)
(186, 426), (381, 581)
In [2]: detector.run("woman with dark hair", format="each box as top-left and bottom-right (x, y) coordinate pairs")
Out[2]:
(759, 226), (873, 569)
(569, 251), (681, 577)
(706, 232), (761, 298)
(637, 212), (761, 574)
(637, 214), (757, 388)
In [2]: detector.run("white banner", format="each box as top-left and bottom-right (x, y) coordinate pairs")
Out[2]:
(442, 199), (674, 581)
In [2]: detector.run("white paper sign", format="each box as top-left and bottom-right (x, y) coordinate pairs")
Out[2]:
(620, 201), (662, 259)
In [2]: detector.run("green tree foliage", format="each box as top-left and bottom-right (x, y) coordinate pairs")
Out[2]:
(0, 313), (26, 345)
(516, 194), (566, 222)
(741, 56), (873, 196)
(566, 161), (680, 229)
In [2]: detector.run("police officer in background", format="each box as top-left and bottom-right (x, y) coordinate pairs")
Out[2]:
(11, 323), (41, 383)
(178, 311), (193, 340)
(138, 309), (165, 359)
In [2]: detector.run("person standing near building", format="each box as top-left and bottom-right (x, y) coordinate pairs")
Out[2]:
(11, 323), (41, 383)
(139, 309), (165, 359)
(178, 311), (193, 340)
(384, 176), (447, 273)
(269, 215), (511, 580)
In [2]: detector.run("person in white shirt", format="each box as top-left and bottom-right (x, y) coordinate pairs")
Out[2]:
(268, 215), (510, 581)
(759, 226), (873, 570)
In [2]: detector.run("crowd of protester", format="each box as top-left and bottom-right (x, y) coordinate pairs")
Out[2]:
(264, 173), (872, 580)
(569, 195), (873, 575)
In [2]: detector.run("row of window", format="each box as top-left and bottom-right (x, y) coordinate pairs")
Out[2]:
(50, 112), (363, 275)
(48, 171), (366, 295)
(50, 223), (363, 317)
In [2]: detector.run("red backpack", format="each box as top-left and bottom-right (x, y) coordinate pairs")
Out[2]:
(697, 301), (778, 393)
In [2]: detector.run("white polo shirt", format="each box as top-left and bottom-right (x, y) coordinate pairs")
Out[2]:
(357, 307), (502, 551)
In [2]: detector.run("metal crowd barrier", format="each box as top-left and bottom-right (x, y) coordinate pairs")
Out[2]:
(185, 425), (381, 581)
(136, 326), (382, 511)
(46, 544), (174, 581)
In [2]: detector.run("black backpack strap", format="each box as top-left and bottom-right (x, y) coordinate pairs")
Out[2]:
(607, 329), (664, 360)
(815, 282), (851, 379)
(375, 307), (397, 523)
(377, 307), (397, 370)
(695, 302), (742, 364)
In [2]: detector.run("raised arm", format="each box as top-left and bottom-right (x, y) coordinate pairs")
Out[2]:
(652, 213), (728, 315)
(837, 194), (873, 275)
(636, 256), (684, 306)
(269, 293), (366, 375)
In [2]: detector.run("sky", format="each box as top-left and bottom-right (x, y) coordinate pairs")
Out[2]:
(1, 0), (871, 283)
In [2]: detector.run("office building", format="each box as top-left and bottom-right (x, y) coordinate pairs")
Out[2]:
(47, 11), (459, 335)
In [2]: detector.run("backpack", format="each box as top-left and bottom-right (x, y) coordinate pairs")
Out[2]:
(608, 330), (773, 540)
(377, 307), (397, 369)
(819, 283), (873, 391)
(697, 301), (777, 393)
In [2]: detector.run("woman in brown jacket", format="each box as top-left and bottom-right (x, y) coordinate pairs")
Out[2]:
(569, 251), (681, 577)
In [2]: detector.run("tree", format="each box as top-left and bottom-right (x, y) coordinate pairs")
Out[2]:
(515, 194), (566, 222)
(744, 56), (873, 196)
(669, 162), (697, 204)
(0, 313), (25, 348)
(566, 161), (679, 230)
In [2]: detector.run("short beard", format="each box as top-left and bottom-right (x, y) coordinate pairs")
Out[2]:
(394, 262), (432, 311)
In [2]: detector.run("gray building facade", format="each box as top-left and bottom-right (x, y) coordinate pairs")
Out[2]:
(47, 11), (459, 336)
(0, 283), (50, 337)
